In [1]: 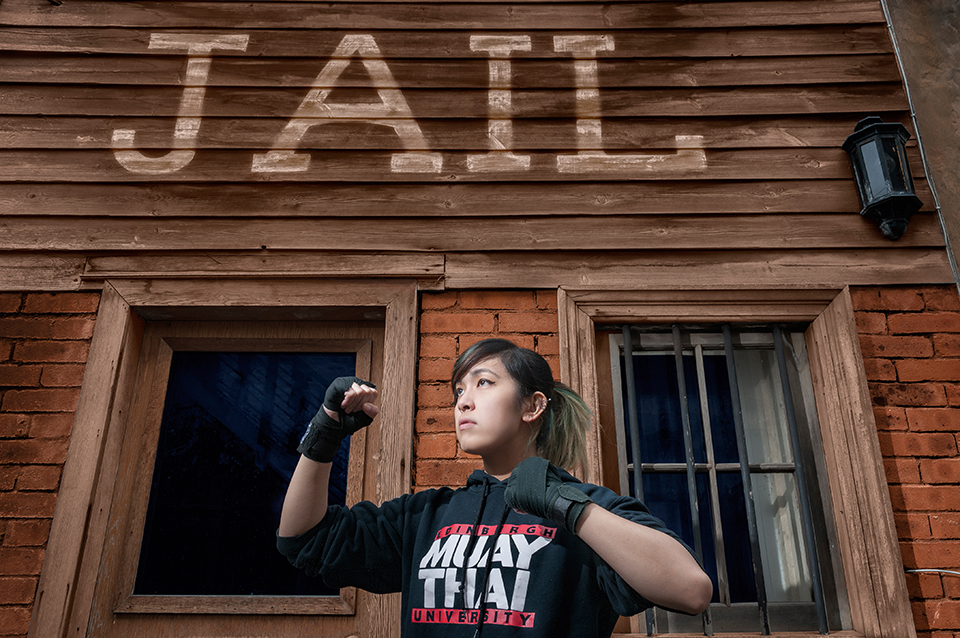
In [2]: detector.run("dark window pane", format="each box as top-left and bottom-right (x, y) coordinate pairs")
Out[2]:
(134, 351), (357, 596)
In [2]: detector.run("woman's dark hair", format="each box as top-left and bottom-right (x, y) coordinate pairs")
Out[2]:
(451, 338), (590, 470)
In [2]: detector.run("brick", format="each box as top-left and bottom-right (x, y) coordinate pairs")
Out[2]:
(420, 312), (495, 334)
(416, 433), (458, 459)
(874, 406), (908, 430)
(898, 359), (960, 382)
(891, 485), (960, 512)
(2, 388), (80, 413)
(458, 333), (534, 352)
(870, 383), (947, 407)
(39, 364), (86, 388)
(944, 576), (960, 599)
(0, 548), (44, 576)
(863, 358), (896, 381)
(934, 334), (960, 357)
(14, 340), (90, 364)
(28, 413), (74, 439)
(418, 358), (454, 383)
(907, 408), (960, 432)
(905, 542), (960, 570)
(0, 467), (16, 491)
(913, 599), (960, 630)
(416, 408), (454, 434)
(0, 366), (41, 388)
(4, 520), (52, 547)
(497, 312), (559, 334)
(906, 571), (944, 599)
(0, 439), (69, 465)
(931, 514), (960, 539)
(0, 492), (58, 518)
(419, 292), (457, 310)
(885, 457), (920, 484)
(23, 292), (100, 314)
(879, 431), (958, 457)
(0, 294), (22, 314)
(859, 335), (933, 358)
(896, 512), (932, 539)
(415, 459), (482, 488)
(535, 290), (558, 311)
(0, 414), (30, 438)
(458, 290), (536, 310)
(419, 335), (457, 360)
(418, 384), (454, 410)
(923, 287), (960, 312)
(947, 385), (960, 407)
(0, 607), (32, 636)
(850, 287), (924, 312)
(920, 458), (960, 484)
(0, 577), (37, 605)
(536, 335), (560, 357)
(0, 340), (12, 362)
(0, 317), (94, 340)
(16, 465), (60, 491)
(889, 312), (960, 335)
(855, 311), (887, 334)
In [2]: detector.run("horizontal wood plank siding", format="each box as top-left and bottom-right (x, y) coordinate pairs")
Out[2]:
(0, 0), (948, 289)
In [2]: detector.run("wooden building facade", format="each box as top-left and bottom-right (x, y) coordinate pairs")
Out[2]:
(0, 0), (958, 636)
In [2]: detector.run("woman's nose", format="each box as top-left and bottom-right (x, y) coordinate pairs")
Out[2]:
(457, 390), (473, 411)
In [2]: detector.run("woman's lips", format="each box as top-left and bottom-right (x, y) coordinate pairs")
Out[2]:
(458, 419), (476, 429)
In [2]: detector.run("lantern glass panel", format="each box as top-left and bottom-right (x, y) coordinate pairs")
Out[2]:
(881, 136), (910, 191)
(858, 138), (890, 201)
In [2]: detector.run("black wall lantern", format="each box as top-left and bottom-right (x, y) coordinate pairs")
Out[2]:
(842, 116), (923, 240)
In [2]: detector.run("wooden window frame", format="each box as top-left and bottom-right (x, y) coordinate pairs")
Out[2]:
(29, 278), (419, 638)
(557, 287), (915, 638)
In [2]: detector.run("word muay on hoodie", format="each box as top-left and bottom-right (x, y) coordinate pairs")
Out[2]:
(278, 469), (696, 637)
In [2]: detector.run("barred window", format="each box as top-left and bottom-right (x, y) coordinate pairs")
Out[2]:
(606, 324), (849, 635)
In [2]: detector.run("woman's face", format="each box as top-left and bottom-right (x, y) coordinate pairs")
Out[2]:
(453, 356), (542, 466)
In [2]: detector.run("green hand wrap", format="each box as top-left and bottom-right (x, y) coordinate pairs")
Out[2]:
(505, 457), (593, 534)
(297, 376), (376, 463)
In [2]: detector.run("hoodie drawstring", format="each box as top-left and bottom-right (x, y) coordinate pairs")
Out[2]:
(458, 475), (512, 638)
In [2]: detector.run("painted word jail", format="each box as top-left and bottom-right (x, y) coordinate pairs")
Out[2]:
(0, 0), (958, 637)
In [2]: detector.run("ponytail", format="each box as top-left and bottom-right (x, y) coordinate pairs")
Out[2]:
(536, 382), (591, 472)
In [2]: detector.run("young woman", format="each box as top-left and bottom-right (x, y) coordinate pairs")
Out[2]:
(278, 338), (712, 637)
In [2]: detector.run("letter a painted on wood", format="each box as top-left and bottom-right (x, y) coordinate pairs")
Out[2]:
(253, 34), (441, 173)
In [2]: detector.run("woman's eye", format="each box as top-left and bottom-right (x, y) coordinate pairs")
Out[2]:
(478, 378), (491, 386)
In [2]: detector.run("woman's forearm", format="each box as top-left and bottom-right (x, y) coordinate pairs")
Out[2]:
(575, 504), (713, 615)
(278, 455), (332, 537)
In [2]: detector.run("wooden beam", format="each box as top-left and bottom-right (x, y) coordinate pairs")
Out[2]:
(0, 25), (894, 57)
(0, 253), (84, 290)
(0, 181), (873, 216)
(805, 289), (916, 638)
(0, 1), (886, 30)
(444, 249), (955, 289)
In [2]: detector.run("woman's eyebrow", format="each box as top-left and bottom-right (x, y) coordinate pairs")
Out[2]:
(465, 367), (500, 379)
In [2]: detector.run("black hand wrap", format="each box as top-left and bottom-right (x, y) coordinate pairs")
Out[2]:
(505, 457), (593, 534)
(297, 376), (377, 463)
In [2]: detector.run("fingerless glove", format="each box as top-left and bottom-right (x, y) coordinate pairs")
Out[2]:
(505, 456), (593, 534)
(297, 376), (376, 463)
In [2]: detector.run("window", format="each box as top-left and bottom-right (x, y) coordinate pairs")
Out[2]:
(605, 324), (847, 634)
(30, 279), (418, 638)
(557, 288), (916, 638)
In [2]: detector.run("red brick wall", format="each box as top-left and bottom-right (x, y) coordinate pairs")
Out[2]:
(0, 292), (99, 638)
(415, 290), (559, 490)
(852, 285), (960, 638)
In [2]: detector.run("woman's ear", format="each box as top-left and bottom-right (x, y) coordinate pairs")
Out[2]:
(521, 391), (548, 423)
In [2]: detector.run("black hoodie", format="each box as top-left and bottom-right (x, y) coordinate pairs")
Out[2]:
(278, 468), (695, 637)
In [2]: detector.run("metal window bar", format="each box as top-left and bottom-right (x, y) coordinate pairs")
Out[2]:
(723, 324), (771, 635)
(621, 327), (656, 636)
(618, 324), (831, 635)
(672, 325), (713, 636)
(772, 325), (829, 635)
